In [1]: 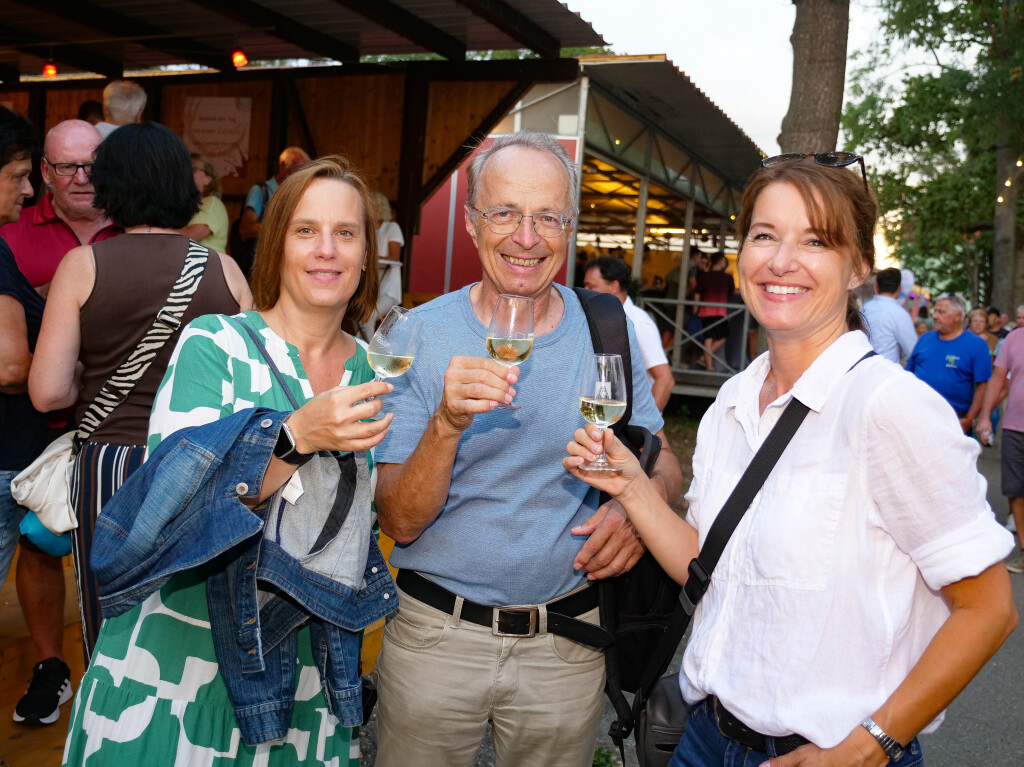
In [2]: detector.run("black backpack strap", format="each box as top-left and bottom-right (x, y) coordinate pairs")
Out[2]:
(575, 287), (662, 763)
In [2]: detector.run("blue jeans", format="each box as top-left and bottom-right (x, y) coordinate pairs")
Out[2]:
(668, 699), (925, 767)
(0, 470), (25, 586)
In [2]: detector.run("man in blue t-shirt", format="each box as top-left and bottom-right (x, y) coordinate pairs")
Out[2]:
(371, 132), (682, 766)
(906, 294), (992, 432)
(236, 146), (310, 244)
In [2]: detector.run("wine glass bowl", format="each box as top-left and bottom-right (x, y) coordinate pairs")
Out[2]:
(579, 353), (626, 472)
(486, 294), (534, 410)
(367, 305), (423, 381)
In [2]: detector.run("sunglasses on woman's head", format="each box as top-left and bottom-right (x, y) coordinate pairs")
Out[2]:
(761, 152), (868, 189)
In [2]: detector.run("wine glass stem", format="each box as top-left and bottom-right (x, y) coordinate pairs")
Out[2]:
(593, 426), (610, 466)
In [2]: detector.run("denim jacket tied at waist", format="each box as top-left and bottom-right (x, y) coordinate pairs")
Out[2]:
(91, 408), (397, 744)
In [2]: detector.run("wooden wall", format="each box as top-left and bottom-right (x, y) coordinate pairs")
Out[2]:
(291, 74), (404, 200)
(0, 92), (29, 119)
(159, 79), (275, 210)
(45, 87), (104, 132)
(423, 80), (517, 186)
(0, 66), (568, 237)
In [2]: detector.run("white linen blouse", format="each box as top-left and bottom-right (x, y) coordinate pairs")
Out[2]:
(680, 330), (1013, 748)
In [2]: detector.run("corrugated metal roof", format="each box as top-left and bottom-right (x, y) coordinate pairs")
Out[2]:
(582, 57), (765, 190)
(0, 0), (604, 78)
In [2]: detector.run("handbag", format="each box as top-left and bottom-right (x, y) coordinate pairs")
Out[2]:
(634, 351), (876, 767)
(9, 241), (211, 534)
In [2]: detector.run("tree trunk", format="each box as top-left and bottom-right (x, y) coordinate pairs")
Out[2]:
(992, 131), (1018, 314)
(778, 0), (851, 153)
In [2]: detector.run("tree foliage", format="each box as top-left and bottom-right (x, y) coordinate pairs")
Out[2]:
(842, 0), (1024, 306)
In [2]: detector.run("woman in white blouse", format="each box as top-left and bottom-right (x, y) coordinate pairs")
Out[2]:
(565, 156), (1017, 767)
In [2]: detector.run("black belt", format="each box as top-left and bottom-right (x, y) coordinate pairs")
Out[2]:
(396, 570), (611, 648)
(711, 697), (809, 756)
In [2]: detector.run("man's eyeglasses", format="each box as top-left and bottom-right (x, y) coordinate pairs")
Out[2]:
(45, 158), (93, 177)
(761, 152), (867, 189)
(470, 206), (573, 238)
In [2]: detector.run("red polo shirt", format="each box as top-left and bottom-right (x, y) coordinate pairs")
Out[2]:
(0, 192), (121, 286)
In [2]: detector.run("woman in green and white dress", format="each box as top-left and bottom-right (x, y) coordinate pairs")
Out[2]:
(63, 156), (393, 766)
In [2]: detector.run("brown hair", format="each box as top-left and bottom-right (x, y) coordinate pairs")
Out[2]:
(250, 155), (379, 322)
(190, 153), (221, 198)
(737, 159), (877, 332)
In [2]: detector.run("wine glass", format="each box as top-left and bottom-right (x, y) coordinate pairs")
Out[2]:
(486, 294), (534, 411)
(366, 307), (423, 418)
(578, 353), (627, 472)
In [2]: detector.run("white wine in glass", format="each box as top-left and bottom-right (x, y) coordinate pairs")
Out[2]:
(579, 353), (626, 472)
(486, 294), (534, 411)
(367, 306), (423, 381)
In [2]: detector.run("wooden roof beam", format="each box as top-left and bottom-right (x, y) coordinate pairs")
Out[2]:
(452, 0), (560, 59)
(13, 0), (233, 71)
(326, 0), (465, 61)
(0, 24), (122, 78)
(192, 0), (359, 63)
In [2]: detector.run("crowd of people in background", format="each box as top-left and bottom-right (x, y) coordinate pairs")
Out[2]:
(0, 74), (1019, 767)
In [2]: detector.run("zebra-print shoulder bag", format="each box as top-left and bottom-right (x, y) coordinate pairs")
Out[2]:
(10, 241), (211, 534)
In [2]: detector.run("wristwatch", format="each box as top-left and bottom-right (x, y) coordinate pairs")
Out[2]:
(273, 422), (313, 466)
(860, 717), (905, 762)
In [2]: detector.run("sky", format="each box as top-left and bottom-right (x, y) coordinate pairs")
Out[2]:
(564, 0), (882, 154)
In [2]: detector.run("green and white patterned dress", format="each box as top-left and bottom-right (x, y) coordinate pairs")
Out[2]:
(63, 311), (371, 767)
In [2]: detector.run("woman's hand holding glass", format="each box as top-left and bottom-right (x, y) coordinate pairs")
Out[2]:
(563, 424), (647, 499)
(283, 379), (394, 456)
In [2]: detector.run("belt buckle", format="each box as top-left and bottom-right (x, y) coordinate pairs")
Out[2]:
(491, 606), (537, 637)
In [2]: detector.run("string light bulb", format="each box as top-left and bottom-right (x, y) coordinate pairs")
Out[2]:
(1018, 159), (1023, 167)
(42, 60), (57, 78)
(1005, 179), (1012, 187)
(231, 46), (248, 68)
(998, 195), (1005, 203)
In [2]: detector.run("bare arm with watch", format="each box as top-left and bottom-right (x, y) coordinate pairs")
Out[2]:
(566, 424), (1017, 767)
(252, 380), (393, 505)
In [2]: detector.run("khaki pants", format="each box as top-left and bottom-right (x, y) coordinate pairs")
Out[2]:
(373, 588), (606, 767)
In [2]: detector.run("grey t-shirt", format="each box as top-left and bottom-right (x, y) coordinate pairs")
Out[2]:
(375, 283), (665, 605)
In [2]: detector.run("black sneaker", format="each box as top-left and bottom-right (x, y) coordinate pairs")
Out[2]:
(13, 657), (72, 725)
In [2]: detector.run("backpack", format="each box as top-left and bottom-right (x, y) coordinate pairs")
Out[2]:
(228, 182), (268, 276)
(573, 288), (688, 762)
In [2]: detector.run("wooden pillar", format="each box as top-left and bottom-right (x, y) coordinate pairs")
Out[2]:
(267, 75), (287, 178)
(396, 67), (429, 293)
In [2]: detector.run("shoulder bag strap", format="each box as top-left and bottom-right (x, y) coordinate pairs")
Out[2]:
(226, 315), (303, 411)
(634, 348), (877, 703)
(74, 241), (211, 447)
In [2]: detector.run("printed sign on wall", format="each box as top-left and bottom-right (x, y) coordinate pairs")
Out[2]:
(183, 97), (252, 179)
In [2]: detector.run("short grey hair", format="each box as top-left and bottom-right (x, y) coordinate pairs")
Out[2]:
(465, 131), (578, 218)
(1016, 304), (1024, 316)
(103, 81), (147, 125)
(937, 294), (967, 322)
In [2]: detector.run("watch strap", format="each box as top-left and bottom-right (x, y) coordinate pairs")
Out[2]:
(860, 717), (904, 761)
(274, 422), (314, 466)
